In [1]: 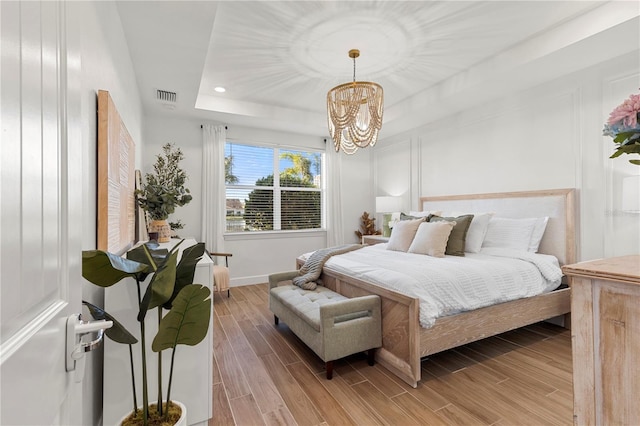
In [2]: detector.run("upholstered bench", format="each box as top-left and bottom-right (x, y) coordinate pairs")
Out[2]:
(268, 270), (382, 379)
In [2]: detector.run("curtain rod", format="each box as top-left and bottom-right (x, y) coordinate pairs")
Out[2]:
(200, 125), (228, 129)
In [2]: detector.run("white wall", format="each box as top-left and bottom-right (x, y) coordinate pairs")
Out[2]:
(374, 52), (640, 262)
(142, 117), (372, 285)
(76, 2), (143, 425)
(602, 71), (640, 258)
(339, 147), (377, 243)
(142, 115), (204, 241)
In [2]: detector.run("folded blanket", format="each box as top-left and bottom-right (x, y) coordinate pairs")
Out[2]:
(293, 244), (363, 290)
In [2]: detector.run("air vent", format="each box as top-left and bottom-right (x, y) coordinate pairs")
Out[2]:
(156, 89), (177, 103)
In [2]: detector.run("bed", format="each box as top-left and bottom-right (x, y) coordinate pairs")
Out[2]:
(296, 188), (576, 387)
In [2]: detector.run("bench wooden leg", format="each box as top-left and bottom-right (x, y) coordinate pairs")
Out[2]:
(274, 315), (279, 325)
(325, 361), (334, 380)
(367, 348), (376, 366)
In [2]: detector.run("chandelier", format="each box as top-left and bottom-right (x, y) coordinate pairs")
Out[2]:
(327, 49), (384, 155)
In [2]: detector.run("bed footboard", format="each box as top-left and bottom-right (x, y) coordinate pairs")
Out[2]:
(418, 286), (571, 358)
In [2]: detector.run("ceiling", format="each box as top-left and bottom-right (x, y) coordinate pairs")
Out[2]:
(115, 1), (640, 139)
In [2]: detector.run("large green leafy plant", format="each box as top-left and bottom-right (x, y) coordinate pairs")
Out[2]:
(82, 240), (210, 425)
(136, 143), (193, 221)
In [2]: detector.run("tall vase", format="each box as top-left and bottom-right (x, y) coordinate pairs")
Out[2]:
(149, 219), (171, 243)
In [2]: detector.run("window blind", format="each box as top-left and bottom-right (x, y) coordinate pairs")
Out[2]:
(224, 142), (323, 232)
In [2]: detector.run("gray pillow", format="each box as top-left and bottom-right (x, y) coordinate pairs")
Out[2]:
(400, 212), (433, 221)
(429, 215), (474, 256)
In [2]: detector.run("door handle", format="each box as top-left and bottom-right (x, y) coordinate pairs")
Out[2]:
(65, 314), (113, 379)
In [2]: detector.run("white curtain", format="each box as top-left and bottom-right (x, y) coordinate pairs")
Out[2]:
(325, 141), (344, 246)
(201, 124), (226, 252)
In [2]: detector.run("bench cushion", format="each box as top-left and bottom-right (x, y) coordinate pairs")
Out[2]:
(270, 285), (368, 332)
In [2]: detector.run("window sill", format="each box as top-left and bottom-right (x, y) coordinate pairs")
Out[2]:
(224, 229), (327, 241)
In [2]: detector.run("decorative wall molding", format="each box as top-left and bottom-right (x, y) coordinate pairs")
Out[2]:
(372, 57), (640, 261)
(373, 139), (411, 212)
(602, 71), (640, 257)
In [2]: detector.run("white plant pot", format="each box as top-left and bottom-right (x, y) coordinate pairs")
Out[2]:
(118, 400), (186, 426)
(173, 401), (187, 426)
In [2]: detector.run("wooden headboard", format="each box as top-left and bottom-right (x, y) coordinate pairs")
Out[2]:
(420, 188), (576, 266)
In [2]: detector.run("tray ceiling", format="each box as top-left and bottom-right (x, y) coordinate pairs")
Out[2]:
(116, 1), (639, 137)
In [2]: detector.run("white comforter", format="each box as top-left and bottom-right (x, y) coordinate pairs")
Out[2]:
(306, 244), (563, 328)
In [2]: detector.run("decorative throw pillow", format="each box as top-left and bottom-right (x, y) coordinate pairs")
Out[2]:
(446, 212), (494, 253)
(400, 212), (429, 221)
(428, 215), (474, 256)
(408, 221), (456, 257)
(386, 218), (424, 252)
(400, 212), (417, 220)
(482, 217), (538, 251)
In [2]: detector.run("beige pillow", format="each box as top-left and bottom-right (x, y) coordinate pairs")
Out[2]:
(386, 218), (424, 252)
(408, 221), (456, 257)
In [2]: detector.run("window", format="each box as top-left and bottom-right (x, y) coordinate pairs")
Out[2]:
(224, 142), (323, 233)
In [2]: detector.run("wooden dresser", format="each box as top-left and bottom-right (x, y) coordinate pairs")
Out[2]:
(562, 255), (640, 425)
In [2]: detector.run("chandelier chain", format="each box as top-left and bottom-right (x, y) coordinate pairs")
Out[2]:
(353, 55), (356, 83)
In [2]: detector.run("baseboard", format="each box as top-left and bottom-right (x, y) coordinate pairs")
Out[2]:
(229, 275), (269, 287)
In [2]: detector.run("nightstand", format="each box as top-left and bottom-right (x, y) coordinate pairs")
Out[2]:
(361, 235), (390, 245)
(563, 255), (640, 425)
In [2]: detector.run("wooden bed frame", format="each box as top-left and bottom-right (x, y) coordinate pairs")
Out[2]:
(298, 188), (576, 387)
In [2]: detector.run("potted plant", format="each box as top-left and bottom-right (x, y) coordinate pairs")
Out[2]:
(137, 143), (192, 242)
(82, 240), (210, 426)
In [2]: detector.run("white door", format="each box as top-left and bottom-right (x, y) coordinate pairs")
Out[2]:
(1, 1), (84, 424)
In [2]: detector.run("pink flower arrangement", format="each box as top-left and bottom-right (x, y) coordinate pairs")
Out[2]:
(603, 91), (640, 166)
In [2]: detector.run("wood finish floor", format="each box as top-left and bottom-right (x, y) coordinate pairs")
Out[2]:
(210, 284), (573, 426)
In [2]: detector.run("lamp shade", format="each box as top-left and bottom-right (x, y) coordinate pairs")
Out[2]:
(376, 196), (401, 213)
(622, 175), (640, 212)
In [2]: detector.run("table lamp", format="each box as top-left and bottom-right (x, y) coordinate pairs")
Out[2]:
(376, 196), (402, 237)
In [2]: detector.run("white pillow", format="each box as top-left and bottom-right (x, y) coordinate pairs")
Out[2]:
(482, 217), (538, 251)
(528, 216), (549, 252)
(386, 218), (424, 252)
(447, 211), (493, 253)
(408, 210), (442, 218)
(408, 221), (456, 257)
